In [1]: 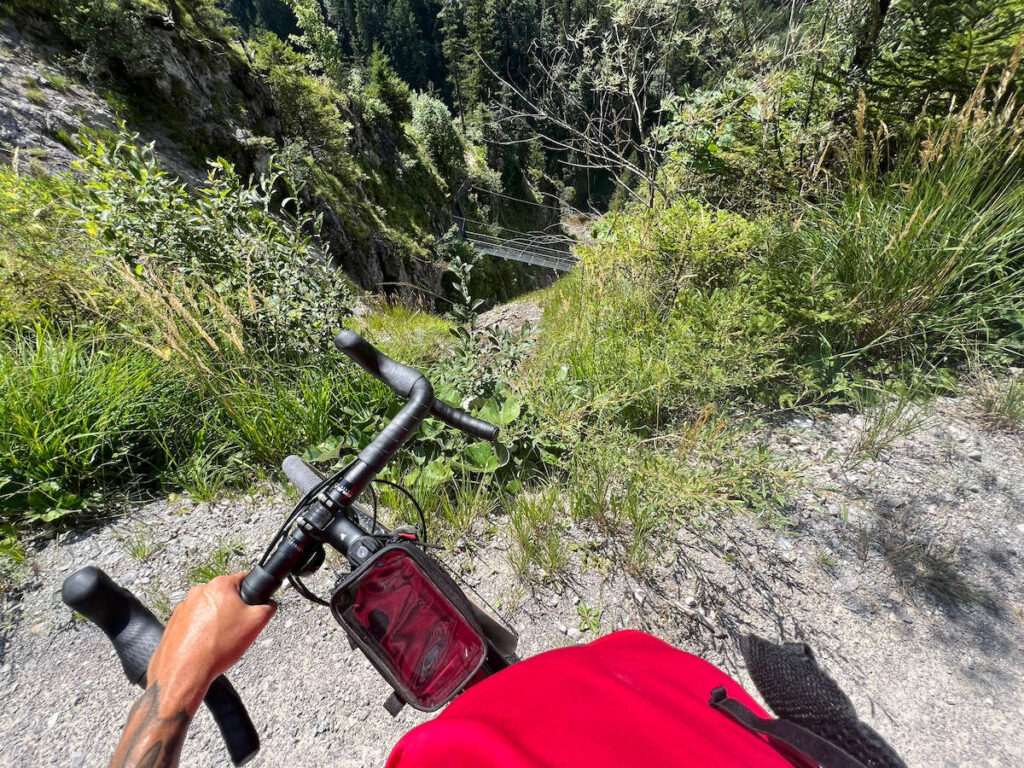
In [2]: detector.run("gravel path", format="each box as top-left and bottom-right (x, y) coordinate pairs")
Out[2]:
(1, 392), (1021, 767)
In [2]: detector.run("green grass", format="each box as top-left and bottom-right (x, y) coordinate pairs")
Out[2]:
(499, 93), (1024, 574)
(351, 300), (455, 367)
(24, 86), (47, 105)
(185, 538), (247, 584)
(843, 383), (933, 467)
(117, 524), (162, 561)
(976, 374), (1024, 431)
(774, 99), (1024, 377)
(40, 70), (73, 92)
(506, 484), (568, 579)
(0, 327), (172, 524)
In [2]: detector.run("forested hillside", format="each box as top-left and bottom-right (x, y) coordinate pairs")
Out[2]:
(2, 0), (1024, 764)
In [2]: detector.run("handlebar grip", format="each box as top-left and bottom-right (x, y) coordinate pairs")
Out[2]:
(431, 399), (500, 441)
(61, 565), (160, 684)
(282, 454), (326, 496)
(335, 330), (424, 397)
(204, 677), (261, 766)
(61, 567), (260, 766)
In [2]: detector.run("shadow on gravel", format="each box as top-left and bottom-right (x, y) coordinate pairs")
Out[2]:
(870, 504), (1001, 616)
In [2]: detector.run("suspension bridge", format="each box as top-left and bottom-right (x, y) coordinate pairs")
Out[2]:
(455, 185), (579, 272)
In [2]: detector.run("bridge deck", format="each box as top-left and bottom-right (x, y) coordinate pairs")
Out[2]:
(465, 234), (576, 272)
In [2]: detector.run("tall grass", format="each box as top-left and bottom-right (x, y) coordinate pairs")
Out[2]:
(776, 87), (1024, 369)
(0, 323), (379, 528)
(0, 327), (171, 521)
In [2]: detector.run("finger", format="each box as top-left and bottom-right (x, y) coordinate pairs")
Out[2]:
(253, 599), (278, 624)
(221, 572), (248, 588)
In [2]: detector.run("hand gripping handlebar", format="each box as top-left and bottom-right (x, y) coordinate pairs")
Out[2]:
(61, 567), (259, 766)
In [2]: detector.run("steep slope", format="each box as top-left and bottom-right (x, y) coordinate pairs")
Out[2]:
(0, 5), (459, 300)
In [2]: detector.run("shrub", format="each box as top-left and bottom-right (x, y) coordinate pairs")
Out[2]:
(410, 93), (466, 181)
(0, 133), (371, 533)
(71, 135), (354, 356)
(529, 197), (784, 429)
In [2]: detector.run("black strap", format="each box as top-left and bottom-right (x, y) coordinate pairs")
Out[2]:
(709, 687), (866, 768)
(384, 691), (406, 717)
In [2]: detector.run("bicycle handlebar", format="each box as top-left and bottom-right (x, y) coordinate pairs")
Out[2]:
(241, 332), (500, 608)
(335, 330), (499, 442)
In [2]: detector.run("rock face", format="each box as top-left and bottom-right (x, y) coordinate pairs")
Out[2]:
(0, 21), (117, 172)
(0, 15), (445, 302)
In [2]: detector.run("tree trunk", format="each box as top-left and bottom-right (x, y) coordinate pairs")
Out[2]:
(849, 0), (893, 82)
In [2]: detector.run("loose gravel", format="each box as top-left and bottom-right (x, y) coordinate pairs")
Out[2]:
(1, 391), (1021, 767)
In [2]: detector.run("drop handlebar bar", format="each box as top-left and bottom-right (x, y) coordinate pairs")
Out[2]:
(239, 330), (499, 607)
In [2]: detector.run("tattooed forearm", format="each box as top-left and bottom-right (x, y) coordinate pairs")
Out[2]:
(109, 683), (191, 768)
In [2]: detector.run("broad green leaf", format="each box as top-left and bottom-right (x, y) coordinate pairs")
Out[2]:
(478, 395), (522, 427)
(454, 442), (509, 474)
(406, 458), (453, 489)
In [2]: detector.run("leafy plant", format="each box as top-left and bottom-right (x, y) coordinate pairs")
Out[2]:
(576, 600), (601, 633)
(72, 134), (353, 356)
(0, 524), (24, 563)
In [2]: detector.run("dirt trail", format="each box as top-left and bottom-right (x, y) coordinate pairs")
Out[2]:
(1, 393), (1021, 767)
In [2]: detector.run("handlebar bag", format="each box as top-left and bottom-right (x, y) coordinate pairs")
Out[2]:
(330, 541), (488, 711)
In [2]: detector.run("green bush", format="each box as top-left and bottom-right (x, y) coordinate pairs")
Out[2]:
(529, 197), (784, 429)
(410, 93), (466, 181)
(72, 135), (354, 355)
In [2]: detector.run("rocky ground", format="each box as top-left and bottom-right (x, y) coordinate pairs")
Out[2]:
(0, 390), (1021, 767)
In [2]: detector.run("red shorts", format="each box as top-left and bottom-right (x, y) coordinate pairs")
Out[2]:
(386, 630), (797, 767)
